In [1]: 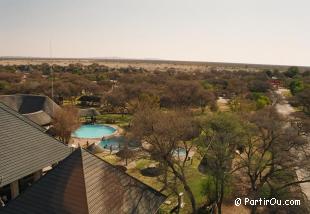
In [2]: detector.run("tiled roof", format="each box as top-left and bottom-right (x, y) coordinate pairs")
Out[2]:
(0, 148), (166, 214)
(0, 102), (71, 187)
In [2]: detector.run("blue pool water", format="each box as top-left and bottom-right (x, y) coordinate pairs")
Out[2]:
(72, 124), (116, 138)
(99, 137), (125, 151)
(99, 137), (139, 151)
(173, 148), (186, 157)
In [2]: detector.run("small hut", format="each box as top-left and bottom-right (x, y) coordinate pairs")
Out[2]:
(116, 146), (136, 166)
(78, 95), (101, 107)
(79, 108), (100, 124)
(87, 143), (105, 154)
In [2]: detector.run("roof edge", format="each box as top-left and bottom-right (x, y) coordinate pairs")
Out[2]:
(0, 101), (69, 148)
(83, 148), (167, 200)
(79, 148), (91, 213)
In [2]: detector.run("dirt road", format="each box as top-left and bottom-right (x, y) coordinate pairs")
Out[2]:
(275, 88), (310, 203)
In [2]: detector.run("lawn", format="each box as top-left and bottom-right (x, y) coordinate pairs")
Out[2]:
(96, 113), (132, 128)
(96, 153), (120, 165)
(127, 156), (209, 213)
(96, 146), (243, 213)
(97, 150), (208, 213)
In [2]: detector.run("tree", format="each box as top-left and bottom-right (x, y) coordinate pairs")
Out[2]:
(198, 112), (246, 214)
(291, 111), (310, 136)
(226, 78), (248, 96)
(41, 63), (51, 75)
(105, 89), (128, 115)
(248, 80), (271, 93)
(116, 142), (136, 166)
(265, 70), (273, 78)
(284, 66), (299, 78)
(229, 96), (256, 113)
(0, 80), (9, 91)
(289, 79), (304, 95)
(160, 80), (216, 109)
(251, 93), (271, 109)
(52, 105), (81, 144)
(127, 93), (160, 114)
(130, 108), (200, 213)
(293, 88), (310, 114)
(237, 108), (310, 214)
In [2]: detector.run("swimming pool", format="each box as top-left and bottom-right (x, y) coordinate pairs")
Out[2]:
(99, 137), (125, 151)
(99, 137), (139, 151)
(72, 124), (116, 138)
(173, 148), (186, 157)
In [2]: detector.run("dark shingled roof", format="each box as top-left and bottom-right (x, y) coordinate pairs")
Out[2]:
(0, 102), (71, 187)
(0, 94), (60, 126)
(0, 148), (166, 214)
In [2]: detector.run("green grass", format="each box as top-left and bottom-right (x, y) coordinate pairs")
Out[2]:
(95, 113), (132, 127)
(97, 150), (211, 213)
(135, 159), (155, 170)
(176, 156), (208, 213)
(96, 153), (120, 165)
(184, 157), (208, 204)
(126, 155), (209, 213)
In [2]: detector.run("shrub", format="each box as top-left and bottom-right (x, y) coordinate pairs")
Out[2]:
(284, 66), (299, 78)
(251, 93), (271, 109)
(105, 118), (116, 124)
(289, 79), (304, 95)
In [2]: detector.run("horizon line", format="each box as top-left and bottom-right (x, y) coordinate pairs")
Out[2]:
(0, 56), (310, 68)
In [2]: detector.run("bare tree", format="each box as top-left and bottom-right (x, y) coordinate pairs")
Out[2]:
(130, 108), (200, 213)
(237, 107), (310, 214)
(52, 105), (81, 144)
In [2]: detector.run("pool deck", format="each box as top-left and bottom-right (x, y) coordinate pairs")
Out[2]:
(70, 124), (124, 148)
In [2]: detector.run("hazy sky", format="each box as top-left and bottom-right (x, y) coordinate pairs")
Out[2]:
(1, 0), (309, 66)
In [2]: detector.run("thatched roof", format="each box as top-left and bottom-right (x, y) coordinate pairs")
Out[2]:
(23, 110), (52, 127)
(78, 95), (101, 102)
(87, 143), (105, 154)
(0, 94), (60, 126)
(116, 148), (136, 159)
(79, 108), (100, 117)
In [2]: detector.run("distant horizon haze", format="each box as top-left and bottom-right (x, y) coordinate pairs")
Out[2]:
(1, 56), (310, 68)
(1, 0), (309, 66)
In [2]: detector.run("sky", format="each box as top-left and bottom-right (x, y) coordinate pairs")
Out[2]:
(0, 0), (309, 66)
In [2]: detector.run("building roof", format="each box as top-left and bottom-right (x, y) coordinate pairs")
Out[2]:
(79, 108), (100, 117)
(0, 148), (166, 214)
(78, 95), (101, 103)
(0, 94), (60, 126)
(23, 110), (52, 126)
(0, 102), (71, 187)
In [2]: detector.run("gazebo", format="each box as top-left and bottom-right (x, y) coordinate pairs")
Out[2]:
(79, 108), (100, 124)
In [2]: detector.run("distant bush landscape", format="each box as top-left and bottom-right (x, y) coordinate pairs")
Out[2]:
(0, 59), (309, 214)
